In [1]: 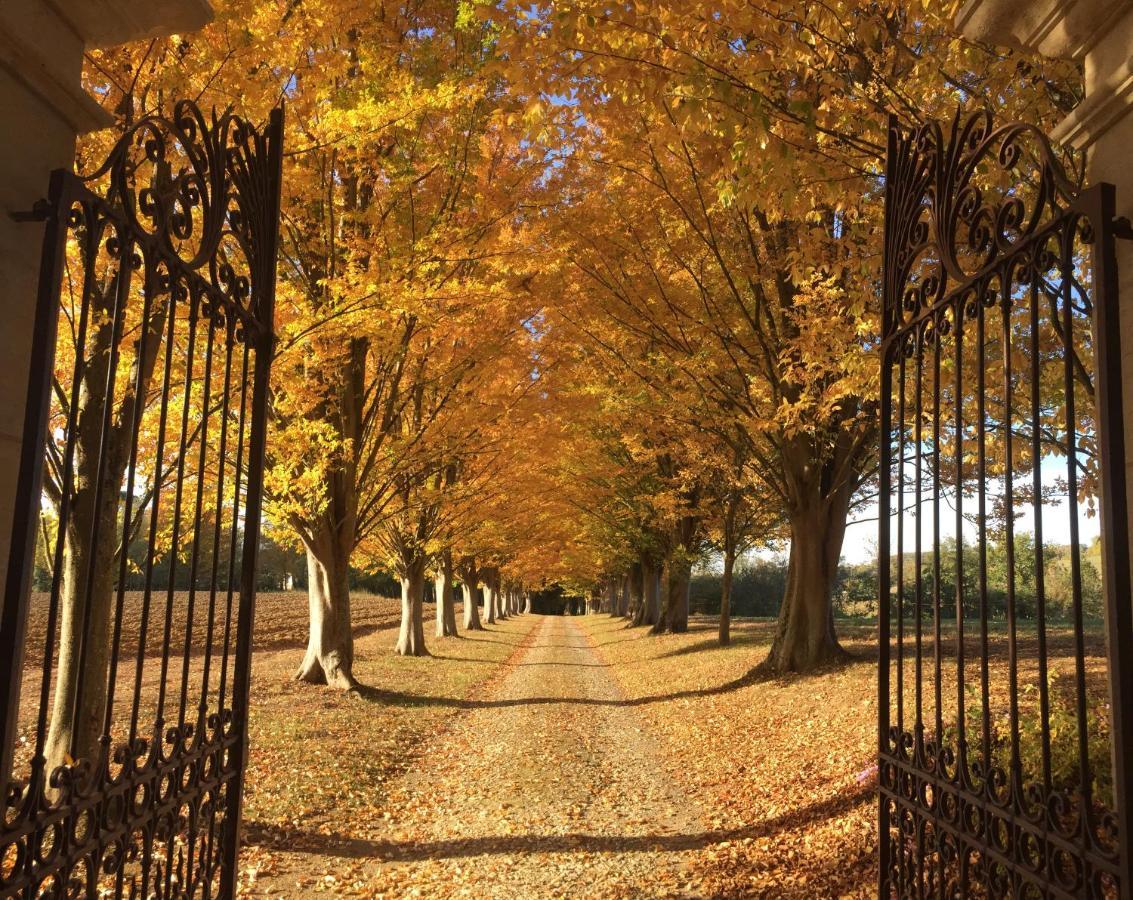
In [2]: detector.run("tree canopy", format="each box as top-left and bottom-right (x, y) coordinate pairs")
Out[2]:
(74, 0), (1081, 677)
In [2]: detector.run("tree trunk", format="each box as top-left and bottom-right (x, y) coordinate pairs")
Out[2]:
(627, 561), (644, 622)
(482, 568), (496, 624)
(396, 554), (428, 656)
(523, 591), (532, 614)
(458, 557), (483, 630)
(44, 510), (116, 778)
(44, 290), (168, 779)
(666, 554), (691, 633)
(720, 493), (738, 646)
(295, 529), (357, 688)
(763, 493), (851, 673)
(635, 559), (660, 627)
(461, 583), (481, 630)
(651, 555), (671, 634)
(719, 546), (735, 646)
(434, 550), (458, 638)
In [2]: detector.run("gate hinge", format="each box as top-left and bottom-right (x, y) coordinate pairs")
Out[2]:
(8, 199), (51, 223)
(1114, 216), (1133, 240)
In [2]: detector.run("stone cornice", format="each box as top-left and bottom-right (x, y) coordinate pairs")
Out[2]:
(0, 27), (111, 133)
(1051, 55), (1133, 149)
(47, 0), (213, 50)
(956, 0), (1133, 59)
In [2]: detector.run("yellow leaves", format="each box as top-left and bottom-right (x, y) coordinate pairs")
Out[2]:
(81, 0), (1082, 587)
(523, 99), (544, 125)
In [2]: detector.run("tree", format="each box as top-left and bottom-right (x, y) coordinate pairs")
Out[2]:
(489, 0), (1078, 671)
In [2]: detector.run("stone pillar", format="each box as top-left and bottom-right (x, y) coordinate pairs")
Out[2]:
(0, 0), (212, 590)
(958, 0), (1133, 560)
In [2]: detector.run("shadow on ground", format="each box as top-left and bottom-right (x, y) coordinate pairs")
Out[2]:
(244, 783), (872, 862)
(352, 660), (870, 710)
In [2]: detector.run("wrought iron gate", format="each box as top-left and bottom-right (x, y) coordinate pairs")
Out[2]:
(878, 110), (1133, 898)
(0, 101), (282, 898)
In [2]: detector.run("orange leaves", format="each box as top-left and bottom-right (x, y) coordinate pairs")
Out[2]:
(79, 0), (1085, 595)
(581, 615), (879, 898)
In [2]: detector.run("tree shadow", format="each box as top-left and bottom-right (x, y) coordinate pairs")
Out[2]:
(652, 632), (766, 660)
(352, 663), (777, 709)
(451, 635), (525, 646)
(582, 635), (644, 648)
(514, 661), (609, 668)
(250, 617), (401, 656)
(243, 783), (872, 862)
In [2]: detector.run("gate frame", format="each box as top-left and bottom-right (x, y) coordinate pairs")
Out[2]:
(878, 112), (1133, 898)
(0, 103), (283, 898)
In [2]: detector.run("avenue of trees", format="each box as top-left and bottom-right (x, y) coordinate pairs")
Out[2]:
(37, 0), (1091, 766)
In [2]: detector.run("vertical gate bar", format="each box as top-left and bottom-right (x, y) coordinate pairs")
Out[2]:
(178, 293), (218, 729)
(1028, 251), (1053, 800)
(103, 248), (160, 754)
(217, 341), (251, 716)
(200, 317), (236, 900)
(897, 354), (907, 740)
(931, 311), (944, 892)
(128, 276), (180, 747)
(221, 104), (284, 898)
(201, 325), (237, 715)
(879, 339), (893, 899)
(156, 280), (203, 729)
(1060, 207), (1093, 827)
(915, 330), (925, 759)
(915, 331), (925, 896)
(1077, 183), (1133, 897)
(1001, 264), (1022, 791)
(954, 292), (966, 779)
(977, 297), (992, 779)
(70, 227), (133, 764)
(878, 115), (898, 900)
(0, 169), (70, 801)
(181, 302), (220, 894)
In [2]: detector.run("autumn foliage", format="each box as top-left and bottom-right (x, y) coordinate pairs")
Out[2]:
(49, 1), (1091, 892)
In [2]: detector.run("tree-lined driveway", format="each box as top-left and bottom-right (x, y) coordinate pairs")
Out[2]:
(357, 614), (705, 897)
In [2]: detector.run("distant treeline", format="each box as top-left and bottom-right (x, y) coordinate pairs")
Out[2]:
(690, 534), (1105, 622)
(35, 518), (1103, 625)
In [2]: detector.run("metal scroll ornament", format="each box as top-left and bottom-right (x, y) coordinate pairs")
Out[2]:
(883, 109), (1080, 341)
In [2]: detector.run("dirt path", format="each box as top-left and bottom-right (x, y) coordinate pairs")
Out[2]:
(358, 614), (706, 898)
